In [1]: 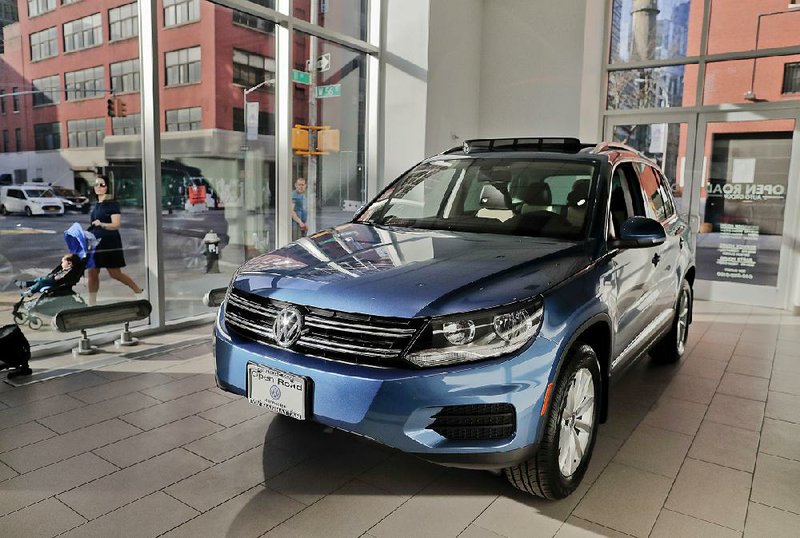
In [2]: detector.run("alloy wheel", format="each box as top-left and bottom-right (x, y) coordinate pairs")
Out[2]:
(676, 288), (690, 355)
(558, 367), (595, 477)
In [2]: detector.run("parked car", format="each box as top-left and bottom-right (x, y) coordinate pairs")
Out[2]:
(51, 186), (91, 213)
(213, 138), (695, 499)
(0, 185), (65, 216)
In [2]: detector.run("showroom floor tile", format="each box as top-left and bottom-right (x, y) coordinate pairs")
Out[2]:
(1, 301), (799, 537)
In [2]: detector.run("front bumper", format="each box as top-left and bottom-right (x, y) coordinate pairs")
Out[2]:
(213, 306), (559, 469)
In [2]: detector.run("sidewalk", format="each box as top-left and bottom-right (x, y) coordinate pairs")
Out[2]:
(0, 302), (799, 537)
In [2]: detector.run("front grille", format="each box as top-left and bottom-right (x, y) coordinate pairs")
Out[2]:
(224, 288), (423, 367)
(427, 404), (516, 441)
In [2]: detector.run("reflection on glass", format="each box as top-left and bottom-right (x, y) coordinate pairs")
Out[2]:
(0, 5), (145, 347)
(607, 66), (685, 109)
(708, 1), (800, 55)
(703, 56), (800, 105)
(292, 33), (367, 238)
(292, 0), (368, 41)
(610, 0), (698, 63)
(160, 0), (277, 322)
(696, 124), (793, 287)
(612, 122), (688, 214)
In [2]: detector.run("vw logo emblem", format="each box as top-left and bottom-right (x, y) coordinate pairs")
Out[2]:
(273, 306), (303, 348)
(270, 385), (281, 400)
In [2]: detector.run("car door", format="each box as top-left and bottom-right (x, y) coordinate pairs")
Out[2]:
(635, 163), (682, 316)
(606, 161), (661, 368)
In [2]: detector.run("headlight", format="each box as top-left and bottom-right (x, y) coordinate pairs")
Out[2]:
(405, 299), (543, 368)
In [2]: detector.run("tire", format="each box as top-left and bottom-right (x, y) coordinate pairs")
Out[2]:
(0, 204), (6, 215)
(13, 312), (26, 325)
(25, 206), (33, 217)
(505, 343), (601, 499)
(28, 316), (43, 330)
(651, 279), (692, 364)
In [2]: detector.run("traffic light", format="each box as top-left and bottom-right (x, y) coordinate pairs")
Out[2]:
(317, 128), (340, 153)
(107, 98), (116, 117)
(116, 99), (127, 118)
(292, 127), (309, 151)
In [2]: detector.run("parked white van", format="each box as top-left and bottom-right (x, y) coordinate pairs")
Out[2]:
(0, 185), (65, 216)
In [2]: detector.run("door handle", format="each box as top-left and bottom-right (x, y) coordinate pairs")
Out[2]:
(652, 253), (661, 266)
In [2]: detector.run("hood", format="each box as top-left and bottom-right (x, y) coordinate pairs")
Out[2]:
(233, 223), (590, 318)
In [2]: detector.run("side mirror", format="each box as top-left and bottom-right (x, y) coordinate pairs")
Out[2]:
(609, 216), (666, 250)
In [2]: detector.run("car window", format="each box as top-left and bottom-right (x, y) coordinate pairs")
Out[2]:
(635, 163), (670, 222)
(357, 157), (598, 240)
(608, 162), (643, 237)
(24, 188), (53, 198)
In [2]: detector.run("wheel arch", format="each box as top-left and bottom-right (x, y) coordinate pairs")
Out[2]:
(547, 313), (613, 429)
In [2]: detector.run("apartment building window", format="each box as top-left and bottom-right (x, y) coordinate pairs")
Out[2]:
(165, 107), (201, 131)
(14, 128), (22, 151)
(32, 75), (60, 106)
(233, 49), (275, 87)
(232, 10), (274, 33)
(28, 0), (55, 18)
(110, 2), (139, 42)
(112, 113), (141, 135)
(67, 118), (105, 148)
(233, 108), (274, 135)
(165, 46), (200, 86)
(0, 91), (5, 114)
(2, 130), (8, 152)
(110, 59), (140, 93)
(63, 13), (102, 53)
(62, 0), (81, 4)
(30, 27), (58, 62)
(164, 0), (199, 27)
(34, 123), (60, 150)
(783, 62), (800, 94)
(12, 87), (19, 111)
(65, 66), (105, 101)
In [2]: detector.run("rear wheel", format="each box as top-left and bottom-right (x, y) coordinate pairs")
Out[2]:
(652, 279), (692, 363)
(28, 316), (42, 330)
(505, 343), (601, 499)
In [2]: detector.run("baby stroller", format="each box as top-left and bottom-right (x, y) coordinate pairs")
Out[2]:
(12, 223), (95, 330)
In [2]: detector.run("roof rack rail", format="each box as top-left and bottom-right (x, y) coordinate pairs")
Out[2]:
(443, 137), (593, 155)
(589, 142), (640, 154)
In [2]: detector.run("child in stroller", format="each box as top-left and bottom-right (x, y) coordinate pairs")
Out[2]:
(18, 253), (81, 296)
(12, 223), (94, 330)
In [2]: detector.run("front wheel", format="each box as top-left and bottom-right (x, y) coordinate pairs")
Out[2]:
(0, 204), (6, 215)
(24, 206), (33, 217)
(505, 343), (601, 499)
(651, 279), (692, 364)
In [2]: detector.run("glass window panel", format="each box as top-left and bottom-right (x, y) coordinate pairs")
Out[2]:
(607, 65), (686, 109)
(292, 0), (367, 41)
(696, 121), (794, 286)
(0, 21), (145, 350)
(609, 0), (701, 63)
(708, 1), (800, 55)
(704, 55), (800, 105)
(291, 33), (367, 240)
(160, 0), (276, 322)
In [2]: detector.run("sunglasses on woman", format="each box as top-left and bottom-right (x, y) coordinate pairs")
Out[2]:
(95, 183), (107, 188)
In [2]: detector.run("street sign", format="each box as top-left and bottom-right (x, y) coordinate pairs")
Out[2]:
(292, 69), (311, 85)
(245, 101), (259, 141)
(317, 53), (331, 72)
(315, 84), (341, 99)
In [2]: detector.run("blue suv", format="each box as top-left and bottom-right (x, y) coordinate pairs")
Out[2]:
(214, 138), (695, 499)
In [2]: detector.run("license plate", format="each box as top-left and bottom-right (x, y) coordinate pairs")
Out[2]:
(247, 363), (309, 420)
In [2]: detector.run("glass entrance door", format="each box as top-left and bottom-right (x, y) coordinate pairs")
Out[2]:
(690, 112), (800, 308)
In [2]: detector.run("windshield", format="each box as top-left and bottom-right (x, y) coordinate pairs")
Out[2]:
(356, 158), (597, 240)
(53, 187), (79, 196)
(24, 188), (55, 198)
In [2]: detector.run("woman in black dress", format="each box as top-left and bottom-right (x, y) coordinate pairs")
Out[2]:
(86, 175), (143, 305)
